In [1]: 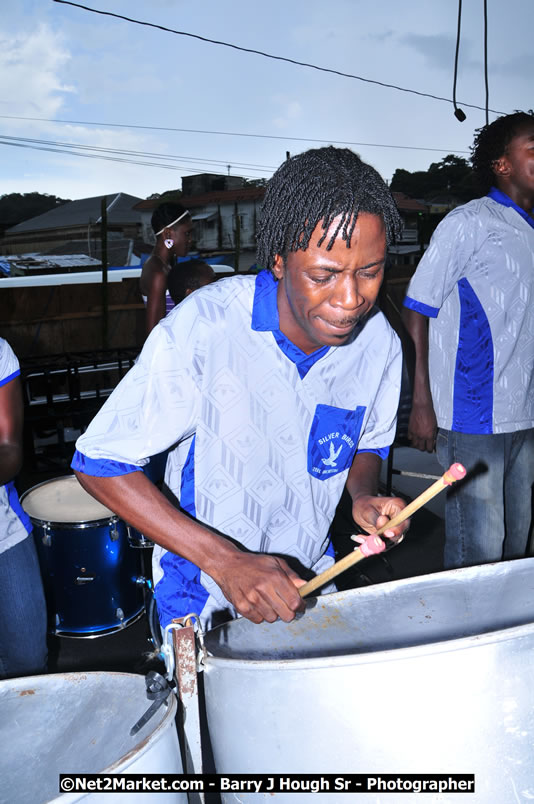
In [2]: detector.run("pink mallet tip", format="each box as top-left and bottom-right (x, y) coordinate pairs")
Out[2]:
(359, 535), (386, 557)
(448, 463), (466, 480)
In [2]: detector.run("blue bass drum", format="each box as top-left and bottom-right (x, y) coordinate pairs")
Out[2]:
(21, 475), (146, 637)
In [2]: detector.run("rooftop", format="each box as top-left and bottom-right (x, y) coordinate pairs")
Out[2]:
(6, 192), (143, 234)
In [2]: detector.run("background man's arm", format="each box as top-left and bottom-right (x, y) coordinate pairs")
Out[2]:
(0, 376), (24, 485)
(401, 307), (437, 452)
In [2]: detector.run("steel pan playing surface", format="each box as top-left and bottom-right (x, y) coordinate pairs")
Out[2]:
(202, 559), (534, 802)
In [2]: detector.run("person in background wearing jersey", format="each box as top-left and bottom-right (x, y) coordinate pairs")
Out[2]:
(72, 147), (409, 630)
(0, 338), (47, 678)
(140, 202), (194, 335)
(402, 112), (534, 569)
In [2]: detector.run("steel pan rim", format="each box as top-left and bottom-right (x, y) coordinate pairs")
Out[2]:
(0, 670), (178, 783)
(204, 560), (534, 669)
(204, 618), (534, 671)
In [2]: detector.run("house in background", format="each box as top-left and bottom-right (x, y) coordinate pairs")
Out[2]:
(389, 191), (428, 266)
(0, 178), (431, 274)
(0, 193), (144, 260)
(136, 174), (263, 270)
(181, 173), (248, 196)
(138, 177), (428, 271)
(426, 194), (462, 215)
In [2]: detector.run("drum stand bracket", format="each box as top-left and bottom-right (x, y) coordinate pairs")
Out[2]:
(164, 616), (206, 804)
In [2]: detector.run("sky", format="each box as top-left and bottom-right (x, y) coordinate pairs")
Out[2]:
(1, 0), (532, 202)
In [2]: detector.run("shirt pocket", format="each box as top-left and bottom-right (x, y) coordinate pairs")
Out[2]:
(307, 404), (365, 481)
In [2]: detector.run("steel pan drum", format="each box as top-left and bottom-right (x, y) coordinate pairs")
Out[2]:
(0, 672), (185, 804)
(203, 559), (534, 803)
(21, 475), (145, 636)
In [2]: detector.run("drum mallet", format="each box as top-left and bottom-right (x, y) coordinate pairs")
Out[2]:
(298, 462), (466, 598)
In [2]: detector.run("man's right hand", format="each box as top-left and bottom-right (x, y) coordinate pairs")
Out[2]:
(407, 401), (437, 452)
(212, 551), (306, 625)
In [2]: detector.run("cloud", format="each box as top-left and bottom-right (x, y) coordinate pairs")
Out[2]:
(491, 52), (533, 80)
(401, 32), (478, 73)
(0, 120), (182, 199)
(272, 96), (303, 129)
(0, 20), (171, 199)
(0, 24), (74, 118)
(367, 30), (395, 43)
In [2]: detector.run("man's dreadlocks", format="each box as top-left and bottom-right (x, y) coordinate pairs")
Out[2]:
(471, 111), (534, 193)
(256, 146), (402, 273)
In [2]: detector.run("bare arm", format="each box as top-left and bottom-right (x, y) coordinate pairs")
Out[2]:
(346, 451), (408, 542)
(74, 470), (305, 624)
(401, 307), (437, 452)
(0, 376), (24, 485)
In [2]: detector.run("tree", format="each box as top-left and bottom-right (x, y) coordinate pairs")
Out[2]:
(145, 189), (182, 202)
(0, 192), (70, 228)
(390, 155), (477, 202)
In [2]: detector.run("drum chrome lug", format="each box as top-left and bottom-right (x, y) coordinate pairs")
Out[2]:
(41, 523), (52, 547)
(135, 575), (148, 586)
(75, 575), (95, 584)
(109, 520), (120, 541)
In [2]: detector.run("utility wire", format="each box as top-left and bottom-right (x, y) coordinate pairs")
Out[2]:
(0, 138), (257, 177)
(0, 115), (470, 156)
(0, 131), (472, 179)
(52, 0), (506, 116)
(0, 133), (277, 172)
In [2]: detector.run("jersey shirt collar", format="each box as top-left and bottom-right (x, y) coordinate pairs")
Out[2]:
(487, 187), (534, 229)
(251, 268), (329, 379)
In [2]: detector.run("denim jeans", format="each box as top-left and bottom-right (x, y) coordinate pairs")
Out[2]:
(0, 535), (48, 679)
(436, 428), (534, 569)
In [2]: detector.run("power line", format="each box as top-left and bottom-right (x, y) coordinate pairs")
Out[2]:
(0, 115), (470, 156)
(52, 0), (506, 116)
(0, 137), (262, 178)
(0, 134), (277, 172)
(0, 130), (472, 182)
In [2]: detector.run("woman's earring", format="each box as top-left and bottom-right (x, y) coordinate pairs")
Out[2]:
(164, 238), (174, 249)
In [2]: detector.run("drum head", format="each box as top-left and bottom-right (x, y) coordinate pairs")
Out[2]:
(21, 475), (115, 524)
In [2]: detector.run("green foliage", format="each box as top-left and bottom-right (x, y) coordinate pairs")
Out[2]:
(0, 192), (70, 227)
(390, 155), (478, 202)
(145, 189), (183, 201)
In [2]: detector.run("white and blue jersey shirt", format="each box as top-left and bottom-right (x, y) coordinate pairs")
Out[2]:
(0, 338), (33, 555)
(73, 270), (401, 628)
(404, 191), (534, 435)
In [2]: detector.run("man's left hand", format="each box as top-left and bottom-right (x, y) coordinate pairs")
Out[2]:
(351, 494), (409, 545)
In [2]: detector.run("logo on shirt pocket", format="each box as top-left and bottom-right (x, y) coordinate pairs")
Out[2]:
(307, 404), (365, 481)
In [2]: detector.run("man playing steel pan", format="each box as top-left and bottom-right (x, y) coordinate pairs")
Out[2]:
(73, 146), (409, 631)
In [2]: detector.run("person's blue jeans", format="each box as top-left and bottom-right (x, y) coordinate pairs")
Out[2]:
(0, 535), (48, 679)
(436, 428), (534, 569)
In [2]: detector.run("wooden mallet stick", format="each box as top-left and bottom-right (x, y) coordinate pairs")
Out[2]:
(298, 462), (466, 598)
